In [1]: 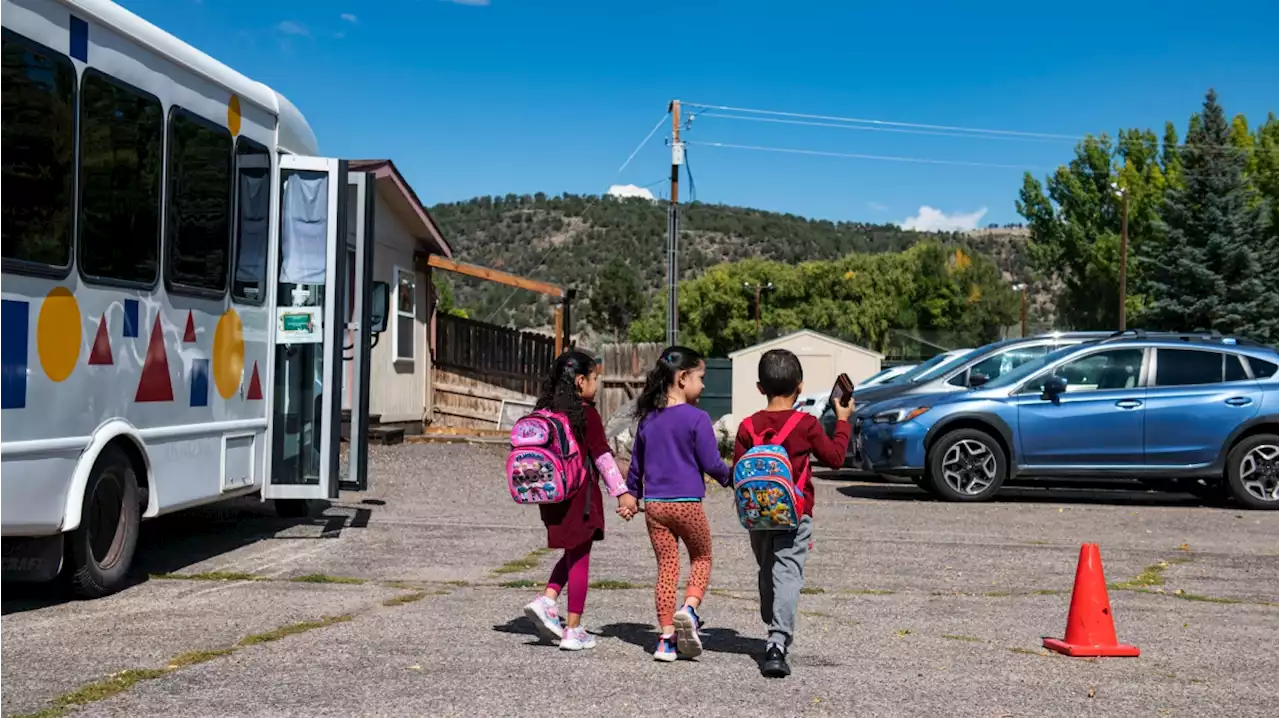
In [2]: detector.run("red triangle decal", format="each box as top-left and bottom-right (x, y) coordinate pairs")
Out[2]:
(183, 310), (197, 343)
(89, 314), (113, 365)
(135, 316), (174, 402)
(246, 361), (263, 400)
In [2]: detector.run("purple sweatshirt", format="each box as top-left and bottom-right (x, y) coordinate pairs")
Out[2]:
(626, 403), (732, 500)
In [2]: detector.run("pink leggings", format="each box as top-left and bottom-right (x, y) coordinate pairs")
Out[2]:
(546, 541), (592, 614)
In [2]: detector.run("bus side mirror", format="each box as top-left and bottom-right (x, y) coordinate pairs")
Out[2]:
(370, 281), (389, 334)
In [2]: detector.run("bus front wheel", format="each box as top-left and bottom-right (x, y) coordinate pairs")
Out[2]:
(67, 446), (141, 598)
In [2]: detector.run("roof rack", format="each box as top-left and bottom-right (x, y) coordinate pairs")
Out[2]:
(1097, 328), (1267, 348)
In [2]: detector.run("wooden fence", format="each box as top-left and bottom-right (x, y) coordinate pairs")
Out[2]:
(595, 343), (663, 423)
(432, 315), (556, 429)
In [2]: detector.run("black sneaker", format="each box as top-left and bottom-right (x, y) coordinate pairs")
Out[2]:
(761, 645), (790, 678)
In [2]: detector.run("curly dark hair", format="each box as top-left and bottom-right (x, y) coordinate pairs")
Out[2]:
(535, 350), (596, 443)
(635, 345), (703, 422)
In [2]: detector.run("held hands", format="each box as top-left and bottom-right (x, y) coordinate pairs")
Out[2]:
(616, 493), (639, 521)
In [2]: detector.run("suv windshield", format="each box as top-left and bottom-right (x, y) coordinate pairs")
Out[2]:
(982, 345), (1082, 390)
(898, 351), (966, 383)
(913, 345), (993, 382)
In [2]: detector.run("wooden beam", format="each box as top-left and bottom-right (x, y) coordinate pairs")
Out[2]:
(553, 307), (564, 355)
(425, 255), (564, 298)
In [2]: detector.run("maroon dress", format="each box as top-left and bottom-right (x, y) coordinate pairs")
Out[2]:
(540, 403), (611, 549)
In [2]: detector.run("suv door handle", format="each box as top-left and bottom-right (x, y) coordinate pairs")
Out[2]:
(1225, 397), (1253, 407)
(1115, 399), (1143, 409)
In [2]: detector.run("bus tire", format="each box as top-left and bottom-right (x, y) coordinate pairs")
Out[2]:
(66, 446), (141, 599)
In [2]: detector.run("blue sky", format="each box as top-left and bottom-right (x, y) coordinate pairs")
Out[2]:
(123, 0), (1277, 230)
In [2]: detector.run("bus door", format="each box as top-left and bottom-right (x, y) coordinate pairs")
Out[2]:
(341, 170), (377, 492)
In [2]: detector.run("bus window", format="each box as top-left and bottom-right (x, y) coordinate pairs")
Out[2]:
(232, 138), (270, 303)
(166, 109), (232, 293)
(1, 32), (76, 271)
(79, 70), (162, 286)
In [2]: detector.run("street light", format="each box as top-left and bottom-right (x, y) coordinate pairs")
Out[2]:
(1011, 283), (1028, 338)
(1112, 182), (1129, 331)
(744, 281), (775, 341)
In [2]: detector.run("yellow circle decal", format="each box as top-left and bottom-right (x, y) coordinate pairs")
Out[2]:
(212, 309), (245, 399)
(37, 286), (81, 382)
(227, 94), (242, 136)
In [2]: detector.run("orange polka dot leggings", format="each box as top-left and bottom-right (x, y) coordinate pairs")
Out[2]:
(645, 501), (713, 628)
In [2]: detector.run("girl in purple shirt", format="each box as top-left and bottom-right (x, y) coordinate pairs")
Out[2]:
(626, 346), (732, 662)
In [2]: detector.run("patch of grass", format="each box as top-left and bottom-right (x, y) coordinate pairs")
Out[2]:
(1032, 589), (1067, 596)
(150, 570), (260, 582)
(493, 550), (549, 575)
(48, 668), (168, 712)
(983, 590), (1014, 598)
(589, 579), (644, 590)
(800, 610), (833, 618)
(499, 579), (540, 589)
(800, 587), (826, 595)
(1008, 647), (1051, 657)
(1022, 539), (1051, 546)
(445, 580), (471, 587)
(382, 580), (421, 591)
(1174, 592), (1242, 605)
(941, 634), (983, 643)
(1114, 562), (1170, 589)
(845, 588), (895, 596)
(893, 628), (912, 638)
(382, 592), (429, 606)
(290, 573), (366, 585)
(238, 615), (353, 646)
(166, 648), (235, 669)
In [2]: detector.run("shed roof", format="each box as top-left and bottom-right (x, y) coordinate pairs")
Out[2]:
(728, 329), (884, 360)
(349, 159), (451, 258)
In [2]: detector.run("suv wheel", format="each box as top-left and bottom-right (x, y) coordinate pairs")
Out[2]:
(1225, 434), (1279, 510)
(926, 429), (1007, 502)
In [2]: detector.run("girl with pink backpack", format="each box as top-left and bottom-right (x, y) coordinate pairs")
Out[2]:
(515, 351), (637, 651)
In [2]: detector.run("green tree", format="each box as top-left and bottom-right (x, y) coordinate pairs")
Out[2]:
(587, 258), (644, 340)
(1139, 90), (1278, 342)
(434, 273), (469, 318)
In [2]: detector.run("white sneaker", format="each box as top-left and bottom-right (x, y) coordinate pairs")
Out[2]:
(559, 626), (596, 651)
(523, 596), (563, 643)
(673, 605), (704, 658)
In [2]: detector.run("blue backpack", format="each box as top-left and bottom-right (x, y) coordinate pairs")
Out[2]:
(733, 413), (808, 531)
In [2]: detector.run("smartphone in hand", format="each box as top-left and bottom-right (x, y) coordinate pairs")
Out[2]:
(830, 373), (854, 408)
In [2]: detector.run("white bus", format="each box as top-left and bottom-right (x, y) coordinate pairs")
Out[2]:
(1, 0), (388, 597)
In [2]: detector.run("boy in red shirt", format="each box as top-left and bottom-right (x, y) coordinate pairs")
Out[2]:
(734, 348), (853, 678)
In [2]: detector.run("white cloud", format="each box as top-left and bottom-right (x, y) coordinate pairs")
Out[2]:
(340, 12), (358, 23)
(899, 205), (988, 232)
(866, 201), (888, 212)
(276, 20), (310, 36)
(607, 184), (656, 201)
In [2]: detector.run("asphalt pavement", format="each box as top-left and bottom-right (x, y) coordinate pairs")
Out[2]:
(2, 443), (1277, 718)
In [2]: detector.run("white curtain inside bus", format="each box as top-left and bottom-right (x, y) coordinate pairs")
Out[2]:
(279, 173), (328, 286)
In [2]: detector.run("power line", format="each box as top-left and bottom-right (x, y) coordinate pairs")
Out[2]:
(694, 112), (1073, 144)
(685, 139), (1050, 171)
(684, 101), (1080, 141)
(617, 112), (671, 174)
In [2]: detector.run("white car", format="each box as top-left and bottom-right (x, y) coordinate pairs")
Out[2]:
(792, 364), (918, 418)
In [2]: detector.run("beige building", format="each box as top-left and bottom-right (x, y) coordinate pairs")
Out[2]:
(729, 330), (883, 416)
(346, 160), (451, 431)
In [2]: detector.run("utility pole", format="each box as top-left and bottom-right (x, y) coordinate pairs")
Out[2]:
(666, 100), (683, 347)
(1113, 183), (1129, 331)
(744, 281), (774, 342)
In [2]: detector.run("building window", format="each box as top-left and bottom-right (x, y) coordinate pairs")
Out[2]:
(232, 137), (271, 302)
(166, 108), (232, 293)
(1, 31), (76, 271)
(394, 267), (416, 362)
(78, 70), (163, 285)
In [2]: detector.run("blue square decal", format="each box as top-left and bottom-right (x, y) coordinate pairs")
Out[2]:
(123, 299), (139, 338)
(2, 300), (29, 410)
(190, 359), (209, 408)
(69, 15), (88, 62)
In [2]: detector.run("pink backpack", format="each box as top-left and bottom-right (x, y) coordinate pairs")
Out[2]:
(506, 409), (587, 504)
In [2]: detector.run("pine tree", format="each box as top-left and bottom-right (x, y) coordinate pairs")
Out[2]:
(1140, 90), (1278, 342)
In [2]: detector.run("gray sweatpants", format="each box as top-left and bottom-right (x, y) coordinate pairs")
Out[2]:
(749, 516), (813, 651)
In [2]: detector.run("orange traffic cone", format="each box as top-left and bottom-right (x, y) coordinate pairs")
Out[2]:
(1042, 543), (1140, 658)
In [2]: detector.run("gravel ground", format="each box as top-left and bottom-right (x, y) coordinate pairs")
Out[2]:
(3, 442), (1277, 718)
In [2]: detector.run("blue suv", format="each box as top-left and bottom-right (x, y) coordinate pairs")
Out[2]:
(858, 333), (1279, 509)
